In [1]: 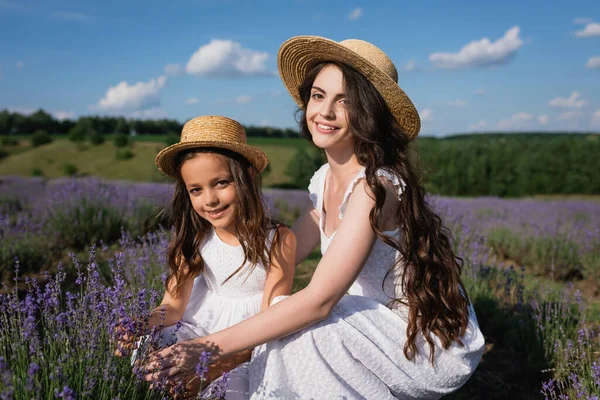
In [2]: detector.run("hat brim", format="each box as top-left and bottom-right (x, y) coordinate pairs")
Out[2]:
(278, 36), (420, 139)
(155, 140), (269, 177)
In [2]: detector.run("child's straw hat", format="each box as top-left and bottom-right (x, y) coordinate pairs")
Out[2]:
(278, 36), (421, 139)
(155, 115), (268, 177)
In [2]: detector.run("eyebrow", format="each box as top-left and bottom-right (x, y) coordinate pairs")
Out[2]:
(185, 175), (232, 188)
(311, 85), (346, 98)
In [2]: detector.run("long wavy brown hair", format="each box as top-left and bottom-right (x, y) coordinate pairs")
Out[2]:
(164, 147), (279, 296)
(297, 62), (470, 363)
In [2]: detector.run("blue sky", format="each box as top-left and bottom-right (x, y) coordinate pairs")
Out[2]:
(1, 0), (599, 136)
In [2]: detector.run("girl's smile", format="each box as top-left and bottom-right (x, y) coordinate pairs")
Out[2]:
(180, 152), (238, 239)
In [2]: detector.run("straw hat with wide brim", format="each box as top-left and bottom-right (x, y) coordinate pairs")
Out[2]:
(278, 36), (421, 139)
(155, 115), (268, 177)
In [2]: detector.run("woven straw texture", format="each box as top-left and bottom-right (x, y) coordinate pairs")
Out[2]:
(155, 115), (268, 177)
(278, 36), (421, 139)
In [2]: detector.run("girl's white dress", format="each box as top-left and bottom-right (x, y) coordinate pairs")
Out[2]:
(159, 228), (274, 399)
(249, 164), (485, 399)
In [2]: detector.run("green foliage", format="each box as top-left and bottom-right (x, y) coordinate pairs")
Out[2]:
(30, 130), (53, 147)
(113, 133), (130, 148)
(115, 148), (134, 160)
(0, 148), (7, 160)
(0, 233), (50, 279)
(285, 148), (325, 189)
(88, 130), (105, 145)
(487, 228), (584, 280)
(115, 117), (129, 134)
(127, 199), (169, 238)
(31, 167), (43, 176)
(164, 132), (179, 146)
(418, 134), (600, 197)
(46, 198), (127, 251)
(62, 163), (78, 176)
(1, 136), (18, 146)
(68, 123), (87, 142)
(0, 196), (24, 215)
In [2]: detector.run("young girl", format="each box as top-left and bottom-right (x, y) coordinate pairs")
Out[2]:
(145, 37), (485, 399)
(119, 115), (296, 399)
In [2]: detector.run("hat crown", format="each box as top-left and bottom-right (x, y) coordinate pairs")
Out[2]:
(339, 39), (398, 83)
(181, 115), (247, 144)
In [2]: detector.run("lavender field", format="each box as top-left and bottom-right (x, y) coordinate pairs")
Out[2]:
(1, 176), (599, 399)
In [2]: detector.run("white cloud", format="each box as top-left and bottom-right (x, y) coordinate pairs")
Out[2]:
(448, 99), (467, 108)
(573, 17), (593, 25)
(164, 63), (182, 75)
(402, 59), (418, 72)
(585, 56), (600, 69)
(497, 112), (533, 129)
(260, 119), (270, 127)
(591, 110), (600, 126)
(16, 61), (23, 69)
(474, 88), (486, 95)
(558, 111), (583, 121)
(549, 91), (585, 109)
(8, 107), (36, 115)
(235, 95), (253, 104)
(50, 11), (91, 23)
(538, 114), (549, 125)
(468, 120), (487, 131)
(429, 26), (523, 69)
(129, 107), (167, 120)
(185, 40), (272, 78)
(185, 97), (199, 105)
(96, 75), (167, 111)
(52, 111), (76, 120)
(419, 108), (433, 122)
(348, 8), (363, 21)
(575, 22), (600, 38)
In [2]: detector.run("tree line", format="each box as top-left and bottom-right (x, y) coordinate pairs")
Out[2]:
(0, 109), (299, 138)
(415, 134), (600, 196)
(285, 134), (600, 196)
(2, 109), (599, 197)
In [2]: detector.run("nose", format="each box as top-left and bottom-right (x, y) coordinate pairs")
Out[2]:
(204, 189), (219, 207)
(319, 100), (335, 119)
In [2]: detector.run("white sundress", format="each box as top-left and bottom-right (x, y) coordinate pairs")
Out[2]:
(157, 228), (276, 399)
(249, 164), (485, 399)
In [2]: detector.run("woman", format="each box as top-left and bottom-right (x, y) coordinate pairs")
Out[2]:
(146, 36), (485, 399)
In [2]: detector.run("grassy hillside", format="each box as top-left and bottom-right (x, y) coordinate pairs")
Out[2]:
(0, 137), (310, 186)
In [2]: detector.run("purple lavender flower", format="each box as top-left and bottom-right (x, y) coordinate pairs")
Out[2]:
(195, 351), (211, 380)
(211, 371), (230, 399)
(55, 385), (75, 400)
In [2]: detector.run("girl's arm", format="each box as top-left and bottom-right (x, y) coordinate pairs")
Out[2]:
(115, 268), (195, 356)
(146, 273), (195, 330)
(261, 225), (297, 310)
(291, 200), (320, 265)
(145, 180), (381, 373)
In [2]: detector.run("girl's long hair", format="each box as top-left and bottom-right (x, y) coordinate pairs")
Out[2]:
(297, 62), (470, 363)
(164, 147), (279, 296)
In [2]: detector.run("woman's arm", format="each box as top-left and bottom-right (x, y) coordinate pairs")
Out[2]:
(291, 200), (320, 265)
(145, 180), (379, 373)
(261, 225), (297, 310)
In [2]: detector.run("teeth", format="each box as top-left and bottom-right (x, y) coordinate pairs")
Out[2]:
(318, 123), (336, 130)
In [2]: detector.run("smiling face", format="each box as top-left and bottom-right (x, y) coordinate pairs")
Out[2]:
(180, 152), (238, 236)
(305, 64), (354, 153)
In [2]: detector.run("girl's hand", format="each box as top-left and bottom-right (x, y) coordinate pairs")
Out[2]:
(113, 319), (143, 357)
